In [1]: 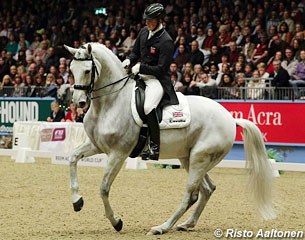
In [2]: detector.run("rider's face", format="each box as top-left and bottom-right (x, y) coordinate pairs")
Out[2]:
(146, 19), (158, 31)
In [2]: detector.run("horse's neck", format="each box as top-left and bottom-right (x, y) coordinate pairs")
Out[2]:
(88, 46), (133, 117)
(91, 72), (133, 116)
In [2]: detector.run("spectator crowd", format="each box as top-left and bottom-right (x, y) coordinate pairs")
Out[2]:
(1, 0), (305, 115)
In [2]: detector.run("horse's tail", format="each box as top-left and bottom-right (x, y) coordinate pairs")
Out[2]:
(235, 118), (276, 220)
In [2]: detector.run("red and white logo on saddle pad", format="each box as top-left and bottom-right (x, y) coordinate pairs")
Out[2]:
(173, 112), (183, 117)
(131, 91), (191, 129)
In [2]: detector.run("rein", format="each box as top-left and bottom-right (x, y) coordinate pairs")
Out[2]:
(90, 74), (132, 99)
(73, 55), (133, 99)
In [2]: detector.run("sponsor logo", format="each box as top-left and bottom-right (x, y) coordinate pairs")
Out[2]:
(169, 118), (186, 123)
(40, 128), (53, 142)
(52, 128), (66, 141)
(40, 128), (66, 142)
(229, 104), (282, 126)
(0, 101), (39, 123)
(0, 125), (13, 134)
(173, 112), (183, 117)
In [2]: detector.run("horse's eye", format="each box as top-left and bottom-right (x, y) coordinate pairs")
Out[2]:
(85, 70), (90, 74)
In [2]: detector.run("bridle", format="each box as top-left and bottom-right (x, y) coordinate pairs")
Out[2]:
(72, 54), (133, 99)
(73, 55), (99, 95)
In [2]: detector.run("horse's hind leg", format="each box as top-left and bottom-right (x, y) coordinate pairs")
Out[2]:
(70, 139), (99, 211)
(147, 154), (209, 235)
(177, 158), (216, 231)
(176, 173), (216, 231)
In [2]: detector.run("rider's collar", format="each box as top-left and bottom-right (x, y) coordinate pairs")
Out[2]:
(148, 24), (163, 39)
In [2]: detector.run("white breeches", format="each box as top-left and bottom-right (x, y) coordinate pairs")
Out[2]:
(141, 75), (164, 115)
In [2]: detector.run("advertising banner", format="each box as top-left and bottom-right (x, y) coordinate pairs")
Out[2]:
(38, 122), (87, 154)
(219, 101), (305, 146)
(51, 154), (108, 167)
(0, 97), (54, 135)
(39, 122), (67, 153)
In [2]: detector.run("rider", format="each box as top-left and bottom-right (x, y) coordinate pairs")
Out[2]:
(122, 3), (179, 160)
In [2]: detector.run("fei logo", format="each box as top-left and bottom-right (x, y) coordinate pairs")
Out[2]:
(52, 128), (66, 141)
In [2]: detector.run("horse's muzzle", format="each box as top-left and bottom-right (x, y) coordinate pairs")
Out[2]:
(78, 101), (86, 108)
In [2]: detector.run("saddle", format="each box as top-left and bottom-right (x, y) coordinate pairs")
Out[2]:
(134, 77), (162, 124)
(129, 77), (191, 158)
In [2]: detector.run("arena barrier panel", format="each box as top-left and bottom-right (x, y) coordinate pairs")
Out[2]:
(0, 121), (304, 172)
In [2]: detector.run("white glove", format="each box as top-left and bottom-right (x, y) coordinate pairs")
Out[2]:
(122, 59), (130, 69)
(132, 63), (141, 75)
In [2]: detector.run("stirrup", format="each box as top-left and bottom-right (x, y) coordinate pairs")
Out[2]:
(140, 150), (150, 161)
(149, 142), (160, 161)
(140, 151), (159, 161)
(140, 143), (159, 161)
(149, 151), (159, 161)
(149, 141), (159, 160)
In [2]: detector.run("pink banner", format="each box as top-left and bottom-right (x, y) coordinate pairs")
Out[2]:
(220, 102), (305, 145)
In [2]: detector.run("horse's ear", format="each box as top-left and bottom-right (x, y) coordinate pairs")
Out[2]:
(88, 44), (92, 54)
(64, 45), (77, 55)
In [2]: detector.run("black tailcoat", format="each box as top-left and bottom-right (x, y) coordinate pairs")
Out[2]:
(129, 26), (179, 107)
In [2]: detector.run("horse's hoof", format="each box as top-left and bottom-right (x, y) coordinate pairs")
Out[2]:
(73, 197), (84, 212)
(176, 226), (187, 231)
(147, 229), (162, 235)
(113, 219), (123, 232)
(176, 223), (195, 231)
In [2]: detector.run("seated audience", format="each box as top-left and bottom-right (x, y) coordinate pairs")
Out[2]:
(0, 75), (14, 96)
(182, 72), (199, 95)
(250, 33), (269, 66)
(12, 75), (25, 97)
(233, 73), (246, 99)
(270, 59), (291, 99)
(266, 51), (283, 73)
(173, 44), (190, 70)
(290, 50), (305, 99)
(195, 72), (217, 99)
(169, 62), (183, 92)
(47, 101), (66, 122)
(65, 102), (78, 122)
(247, 70), (266, 99)
(189, 40), (204, 66)
(1, 0), (305, 105)
(281, 47), (298, 77)
(218, 73), (236, 99)
(206, 45), (221, 66)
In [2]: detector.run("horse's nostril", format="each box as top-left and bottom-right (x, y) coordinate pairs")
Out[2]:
(79, 102), (86, 108)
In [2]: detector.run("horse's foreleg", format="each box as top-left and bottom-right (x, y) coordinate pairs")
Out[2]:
(147, 156), (207, 235)
(70, 139), (99, 211)
(176, 173), (216, 231)
(100, 154), (126, 232)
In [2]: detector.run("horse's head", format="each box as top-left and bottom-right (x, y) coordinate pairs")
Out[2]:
(64, 43), (102, 107)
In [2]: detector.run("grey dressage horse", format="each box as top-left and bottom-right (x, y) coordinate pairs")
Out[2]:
(64, 43), (276, 235)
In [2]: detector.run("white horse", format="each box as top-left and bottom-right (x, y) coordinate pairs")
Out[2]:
(64, 43), (276, 235)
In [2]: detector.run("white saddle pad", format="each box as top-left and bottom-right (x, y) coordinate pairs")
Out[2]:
(131, 91), (191, 129)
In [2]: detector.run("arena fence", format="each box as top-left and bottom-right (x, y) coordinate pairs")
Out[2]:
(1, 86), (305, 103)
(0, 86), (72, 108)
(0, 86), (48, 98)
(216, 87), (297, 100)
(0, 121), (304, 172)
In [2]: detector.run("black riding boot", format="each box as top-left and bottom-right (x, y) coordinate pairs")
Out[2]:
(142, 109), (160, 160)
